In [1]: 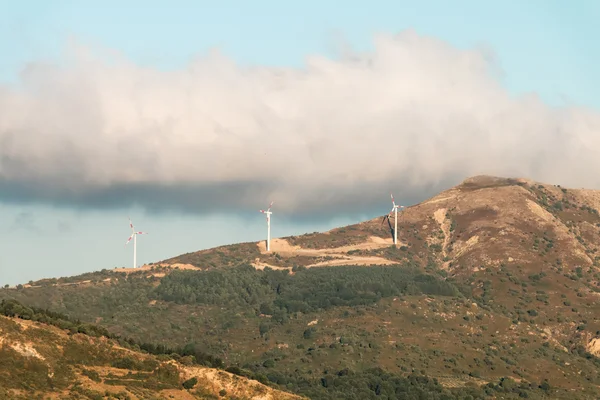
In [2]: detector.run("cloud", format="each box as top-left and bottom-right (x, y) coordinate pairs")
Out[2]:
(1, 30), (599, 218)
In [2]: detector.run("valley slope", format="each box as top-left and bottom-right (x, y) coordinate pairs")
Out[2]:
(3, 175), (600, 399)
(0, 300), (302, 400)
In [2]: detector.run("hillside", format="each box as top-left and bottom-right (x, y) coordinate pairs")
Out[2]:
(162, 175), (600, 275)
(3, 175), (600, 398)
(0, 300), (303, 400)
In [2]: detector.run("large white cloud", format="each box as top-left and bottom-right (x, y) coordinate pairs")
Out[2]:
(1, 30), (599, 216)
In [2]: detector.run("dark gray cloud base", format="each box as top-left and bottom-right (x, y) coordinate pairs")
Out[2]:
(1, 30), (599, 217)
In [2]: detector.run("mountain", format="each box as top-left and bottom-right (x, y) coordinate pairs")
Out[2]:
(3, 175), (600, 399)
(0, 299), (303, 400)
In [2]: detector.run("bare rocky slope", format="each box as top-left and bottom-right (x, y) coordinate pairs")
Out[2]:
(4, 175), (600, 399)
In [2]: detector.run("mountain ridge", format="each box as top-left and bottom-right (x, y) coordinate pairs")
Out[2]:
(12, 174), (595, 286)
(4, 175), (600, 399)
(156, 174), (600, 276)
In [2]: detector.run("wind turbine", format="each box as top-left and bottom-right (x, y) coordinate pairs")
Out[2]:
(382, 194), (404, 245)
(125, 217), (148, 269)
(259, 201), (274, 252)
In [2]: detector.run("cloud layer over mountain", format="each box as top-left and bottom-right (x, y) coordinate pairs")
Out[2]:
(1, 30), (599, 217)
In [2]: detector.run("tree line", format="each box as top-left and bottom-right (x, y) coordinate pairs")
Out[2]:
(153, 264), (462, 313)
(0, 290), (557, 399)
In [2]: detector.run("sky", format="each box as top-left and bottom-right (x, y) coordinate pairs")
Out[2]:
(0, 0), (599, 285)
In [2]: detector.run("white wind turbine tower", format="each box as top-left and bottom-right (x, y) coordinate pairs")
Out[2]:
(125, 217), (148, 269)
(259, 201), (274, 252)
(388, 194), (404, 245)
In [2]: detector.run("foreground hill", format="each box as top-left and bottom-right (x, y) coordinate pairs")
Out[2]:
(0, 299), (303, 400)
(4, 175), (600, 398)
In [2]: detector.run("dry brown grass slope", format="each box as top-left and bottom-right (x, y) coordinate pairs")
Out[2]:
(0, 314), (304, 400)
(160, 175), (600, 274)
(383, 175), (600, 362)
(397, 175), (599, 273)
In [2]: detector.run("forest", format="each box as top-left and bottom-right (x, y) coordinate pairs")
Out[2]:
(153, 264), (462, 314)
(0, 269), (559, 400)
(0, 298), (553, 399)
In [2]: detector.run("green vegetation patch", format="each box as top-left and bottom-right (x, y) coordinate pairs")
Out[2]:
(154, 264), (462, 314)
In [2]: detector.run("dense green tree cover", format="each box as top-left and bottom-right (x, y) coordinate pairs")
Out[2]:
(0, 298), (557, 399)
(0, 263), (586, 400)
(229, 366), (553, 400)
(155, 264), (272, 306)
(154, 264), (462, 314)
(0, 264), (463, 345)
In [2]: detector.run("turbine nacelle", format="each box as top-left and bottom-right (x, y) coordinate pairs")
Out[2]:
(125, 217), (148, 245)
(259, 201), (274, 219)
(382, 194), (404, 223)
(390, 194), (404, 212)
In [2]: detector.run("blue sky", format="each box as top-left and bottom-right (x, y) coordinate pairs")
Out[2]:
(2, 0), (598, 106)
(0, 0), (598, 285)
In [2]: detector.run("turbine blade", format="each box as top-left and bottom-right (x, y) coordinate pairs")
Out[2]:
(268, 201), (274, 210)
(390, 194), (396, 207)
(137, 231), (147, 235)
(125, 235), (133, 245)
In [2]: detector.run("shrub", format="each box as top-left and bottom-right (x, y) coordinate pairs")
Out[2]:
(182, 377), (197, 389)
